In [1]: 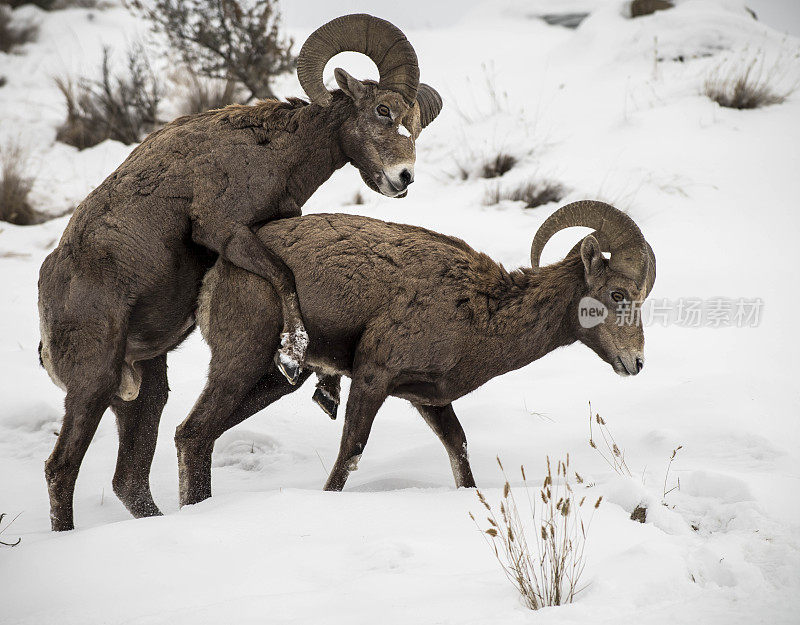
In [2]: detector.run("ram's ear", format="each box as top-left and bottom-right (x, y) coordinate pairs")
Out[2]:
(334, 68), (369, 102)
(580, 235), (606, 285)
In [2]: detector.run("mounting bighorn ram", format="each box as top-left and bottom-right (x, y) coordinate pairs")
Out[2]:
(37, 14), (443, 531)
(176, 201), (656, 503)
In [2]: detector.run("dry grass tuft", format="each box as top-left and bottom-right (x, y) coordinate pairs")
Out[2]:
(56, 44), (161, 150)
(485, 179), (566, 210)
(176, 72), (243, 116)
(0, 143), (42, 226)
(662, 445), (682, 498)
(588, 402), (632, 478)
(481, 153), (517, 179)
(587, 403), (684, 523)
(0, 512), (22, 547)
(704, 51), (798, 110)
(350, 190), (365, 205)
(470, 456), (600, 610)
(0, 5), (38, 53)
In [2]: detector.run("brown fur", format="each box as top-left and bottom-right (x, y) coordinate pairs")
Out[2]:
(176, 213), (649, 502)
(38, 76), (424, 531)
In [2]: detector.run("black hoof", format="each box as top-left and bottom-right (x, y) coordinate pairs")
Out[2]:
(275, 353), (301, 385)
(312, 388), (338, 420)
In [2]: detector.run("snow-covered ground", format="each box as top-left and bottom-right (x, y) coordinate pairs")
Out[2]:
(2, 1), (800, 623)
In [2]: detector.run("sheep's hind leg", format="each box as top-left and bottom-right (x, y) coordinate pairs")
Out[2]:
(175, 367), (312, 507)
(313, 374), (341, 419)
(110, 353), (168, 518)
(414, 403), (476, 488)
(43, 311), (128, 531)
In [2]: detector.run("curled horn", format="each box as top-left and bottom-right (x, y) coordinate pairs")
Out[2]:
(297, 14), (420, 107)
(530, 200), (656, 296)
(416, 83), (443, 128)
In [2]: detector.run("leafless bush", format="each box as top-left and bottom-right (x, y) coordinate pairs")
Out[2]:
(3, 0), (105, 7)
(481, 152), (517, 179)
(471, 456), (601, 610)
(55, 44), (161, 149)
(485, 179), (566, 209)
(51, 0), (104, 8)
(0, 142), (42, 226)
(176, 71), (243, 115)
(451, 63), (512, 125)
(127, 0), (295, 101)
(2, 1), (56, 9)
(0, 5), (38, 53)
(629, 0), (674, 18)
(704, 51), (797, 109)
(350, 190), (365, 205)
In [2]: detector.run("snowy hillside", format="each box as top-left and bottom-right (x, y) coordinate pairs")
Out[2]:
(1, 1), (799, 624)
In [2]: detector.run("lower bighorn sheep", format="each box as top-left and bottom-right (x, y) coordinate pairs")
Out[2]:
(176, 201), (656, 503)
(38, 13), (443, 531)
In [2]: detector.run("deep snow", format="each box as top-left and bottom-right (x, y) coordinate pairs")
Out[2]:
(1, 1), (799, 624)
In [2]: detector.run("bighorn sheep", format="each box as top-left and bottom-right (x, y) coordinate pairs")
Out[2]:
(37, 14), (443, 531)
(176, 201), (656, 503)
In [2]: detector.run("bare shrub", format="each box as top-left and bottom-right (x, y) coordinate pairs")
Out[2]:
(350, 190), (365, 205)
(2, 1), (56, 9)
(127, 0), (294, 101)
(0, 5), (38, 53)
(55, 44), (161, 149)
(51, 0), (104, 8)
(704, 50), (798, 109)
(2, 0), (105, 7)
(471, 457), (601, 610)
(0, 142), (42, 226)
(539, 13), (588, 29)
(481, 152), (517, 179)
(448, 158), (470, 181)
(485, 179), (566, 209)
(629, 0), (674, 18)
(177, 71), (243, 115)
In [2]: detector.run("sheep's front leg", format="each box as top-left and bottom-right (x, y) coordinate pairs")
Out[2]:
(191, 217), (307, 384)
(414, 403), (476, 488)
(323, 374), (386, 491)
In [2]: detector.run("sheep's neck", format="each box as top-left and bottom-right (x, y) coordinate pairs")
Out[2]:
(484, 256), (584, 374)
(274, 97), (352, 209)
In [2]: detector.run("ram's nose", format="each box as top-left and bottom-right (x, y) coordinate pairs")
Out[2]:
(384, 165), (414, 193)
(615, 352), (644, 376)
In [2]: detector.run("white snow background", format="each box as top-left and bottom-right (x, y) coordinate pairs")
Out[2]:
(1, 1), (799, 623)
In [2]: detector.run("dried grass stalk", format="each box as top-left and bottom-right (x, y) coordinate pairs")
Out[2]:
(471, 455), (600, 609)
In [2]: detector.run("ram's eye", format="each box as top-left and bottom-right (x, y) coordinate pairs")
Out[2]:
(610, 290), (626, 303)
(376, 104), (391, 117)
